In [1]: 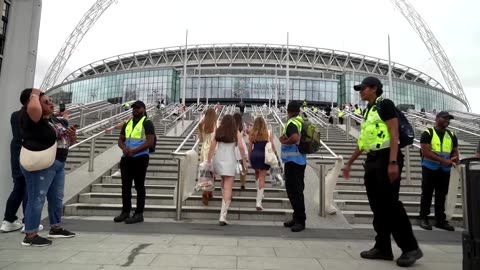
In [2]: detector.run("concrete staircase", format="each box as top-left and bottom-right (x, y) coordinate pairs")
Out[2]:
(313, 122), (475, 227)
(63, 132), (293, 222)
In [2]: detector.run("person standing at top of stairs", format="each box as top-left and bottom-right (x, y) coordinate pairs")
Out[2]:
(114, 100), (155, 224)
(418, 111), (458, 232)
(343, 76), (422, 268)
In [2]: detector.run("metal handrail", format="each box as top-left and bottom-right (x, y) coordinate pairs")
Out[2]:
(70, 103), (121, 121)
(408, 113), (480, 138)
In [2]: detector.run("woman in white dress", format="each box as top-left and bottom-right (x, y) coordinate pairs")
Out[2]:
(208, 115), (248, 226)
(198, 108), (217, 205)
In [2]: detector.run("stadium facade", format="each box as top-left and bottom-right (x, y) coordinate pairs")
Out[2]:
(47, 44), (468, 111)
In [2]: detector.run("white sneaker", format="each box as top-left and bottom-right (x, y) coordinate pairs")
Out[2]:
(0, 220), (23, 233)
(112, 170), (121, 177)
(21, 224), (44, 233)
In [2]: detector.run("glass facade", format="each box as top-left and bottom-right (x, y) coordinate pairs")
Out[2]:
(48, 67), (468, 112)
(0, 0), (11, 76)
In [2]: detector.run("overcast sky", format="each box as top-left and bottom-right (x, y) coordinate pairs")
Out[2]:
(34, 0), (480, 112)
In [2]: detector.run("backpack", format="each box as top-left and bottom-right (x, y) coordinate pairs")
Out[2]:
(297, 118), (321, 154)
(376, 98), (414, 148)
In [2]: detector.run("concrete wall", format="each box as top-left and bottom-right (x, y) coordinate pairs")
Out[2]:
(0, 0), (42, 219)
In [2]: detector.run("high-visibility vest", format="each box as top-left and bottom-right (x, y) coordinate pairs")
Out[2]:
(357, 97), (391, 152)
(125, 116), (149, 157)
(354, 108), (362, 115)
(338, 111), (344, 118)
(422, 128), (453, 171)
(281, 116), (306, 165)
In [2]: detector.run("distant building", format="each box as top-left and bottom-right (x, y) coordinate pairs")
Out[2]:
(47, 44), (468, 111)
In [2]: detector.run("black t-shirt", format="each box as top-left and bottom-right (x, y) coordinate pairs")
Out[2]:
(285, 122), (300, 138)
(21, 112), (70, 162)
(120, 118), (155, 138)
(420, 127), (458, 148)
(364, 98), (397, 122)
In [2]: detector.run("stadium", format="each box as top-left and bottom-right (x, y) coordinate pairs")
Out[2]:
(46, 43), (468, 111)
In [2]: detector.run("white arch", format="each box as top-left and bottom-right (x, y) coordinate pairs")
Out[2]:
(40, 0), (470, 110)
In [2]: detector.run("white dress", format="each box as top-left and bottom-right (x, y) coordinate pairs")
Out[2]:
(213, 142), (237, 176)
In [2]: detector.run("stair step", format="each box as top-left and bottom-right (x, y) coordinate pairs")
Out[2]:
(64, 203), (293, 221)
(342, 210), (463, 227)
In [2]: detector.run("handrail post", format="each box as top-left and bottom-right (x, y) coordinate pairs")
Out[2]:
(405, 145), (412, 184)
(319, 164), (326, 217)
(88, 138), (96, 172)
(326, 125), (329, 141)
(346, 116), (351, 141)
(461, 164), (468, 230)
(80, 108), (85, 128)
(175, 158), (183, 220)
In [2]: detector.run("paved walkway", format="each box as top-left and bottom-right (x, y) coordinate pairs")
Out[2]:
(0, 228), (462, 270)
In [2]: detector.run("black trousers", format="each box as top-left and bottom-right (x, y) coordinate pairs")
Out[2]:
(120, 154), (149, 214)
(3, 176), (27, 223)
(284, 161), (306, 225)
(419, 166), (450, 223)
(364, 149), (418, 253)
(338, 117), (344, 124)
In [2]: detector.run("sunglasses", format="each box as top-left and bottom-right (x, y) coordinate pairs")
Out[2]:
(41, 98), (54, 105)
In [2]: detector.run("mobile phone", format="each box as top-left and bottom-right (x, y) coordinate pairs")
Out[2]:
(59, 103), (66, 112)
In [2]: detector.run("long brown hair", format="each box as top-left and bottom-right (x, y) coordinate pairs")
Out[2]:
(250, 117), (269, 143)
(215, 114), (237, 143)
(199, 108), (216, 134)
(233, 112), (243, 132)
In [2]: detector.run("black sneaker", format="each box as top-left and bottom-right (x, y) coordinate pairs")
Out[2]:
(396, 248), (423, 267)
(360, 248), (394, 261)
(48, 228), (76, 239)
(21, 235), (52, 247)
(435, 221), (455, 231)
(291, 223), (305, 232)
(283, 220), (295, 228)
(113, 212), (130, 223)
(125, 213), (144, 224)
(419, 217), (432, 230)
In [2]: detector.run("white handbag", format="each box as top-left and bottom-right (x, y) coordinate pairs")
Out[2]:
(264, 141), (278, 166)
(20, 142), (57, 172)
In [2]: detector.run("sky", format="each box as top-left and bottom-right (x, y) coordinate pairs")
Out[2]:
(33, 0), (480, 112)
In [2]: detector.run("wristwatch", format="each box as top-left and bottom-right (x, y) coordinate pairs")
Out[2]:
(389, 160), (397, 165)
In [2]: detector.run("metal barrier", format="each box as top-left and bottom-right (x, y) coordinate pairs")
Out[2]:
(69, 105), (164, 172)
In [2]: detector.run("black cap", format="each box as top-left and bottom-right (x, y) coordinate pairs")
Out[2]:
(354, 76), (383, 95)
(131, 100), (146, 109)
(436, 111), (454, 120)
(287, 101), (301, 113)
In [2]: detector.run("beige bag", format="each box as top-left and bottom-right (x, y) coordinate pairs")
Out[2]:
(20, 142), (57, 172)
(264, 142), (278, 166)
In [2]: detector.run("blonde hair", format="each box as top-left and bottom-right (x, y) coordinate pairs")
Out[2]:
(250, 117), (269, 143)
(199, 108), (216, 134)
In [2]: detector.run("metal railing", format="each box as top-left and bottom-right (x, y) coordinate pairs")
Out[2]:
(68, 105), (160, 172)
(407, 112), (480, 138)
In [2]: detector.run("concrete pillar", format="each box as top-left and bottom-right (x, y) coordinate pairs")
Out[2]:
(0, 0), (42, 218)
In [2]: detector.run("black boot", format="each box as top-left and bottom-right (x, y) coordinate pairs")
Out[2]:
(113, 212), (130, 223)
(125, 213), (144, 224)
(435, 221), (455, 231)
(419, 217), (432, 230)
(360, 248), (393, 261)
(396, 248), (423, 267)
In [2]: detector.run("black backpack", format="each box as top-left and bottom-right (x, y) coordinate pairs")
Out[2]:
(376, 98), (414, 148)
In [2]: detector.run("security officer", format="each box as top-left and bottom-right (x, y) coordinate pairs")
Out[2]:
(418, 111), (458, 231)
(280, 101), (307, 232)
(337, 108), (344, 124)
(354, 104), (362, 115)
(123, 102), (131, 111)
(114, 100), (155, 224)
(343, 76), (422, 267)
